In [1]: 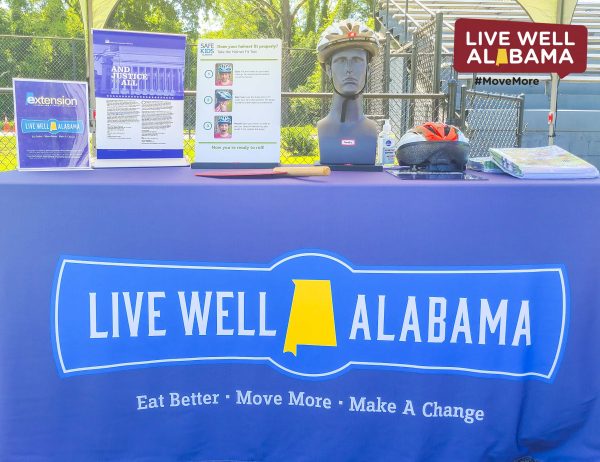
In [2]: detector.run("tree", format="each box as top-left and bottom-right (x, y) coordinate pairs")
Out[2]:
(204, 0), (373, 92)
(0, 0), (85, 86)
(106, 0), (214, 40)
(1, 0), (83, 36)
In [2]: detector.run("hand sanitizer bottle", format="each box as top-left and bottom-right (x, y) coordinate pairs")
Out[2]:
(377, 119), (396, 167)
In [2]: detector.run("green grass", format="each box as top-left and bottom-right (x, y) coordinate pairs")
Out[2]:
(280, 153), (319, 165)
(0, 135), (17, 172)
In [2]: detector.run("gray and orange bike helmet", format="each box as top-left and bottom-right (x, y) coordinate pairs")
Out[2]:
(396, 122), (470, 172)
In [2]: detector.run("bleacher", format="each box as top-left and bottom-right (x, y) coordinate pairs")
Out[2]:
(378, 0), (600, 163)
(382, 0), (600, 78)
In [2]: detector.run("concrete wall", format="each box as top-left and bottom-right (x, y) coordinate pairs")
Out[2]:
(522, 109), (600, 168)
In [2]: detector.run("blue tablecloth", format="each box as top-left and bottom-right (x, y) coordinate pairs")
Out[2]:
(0, 167), (599, 461)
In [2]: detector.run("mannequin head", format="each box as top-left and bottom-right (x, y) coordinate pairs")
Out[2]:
(316, 19), (380, 122)
(315, 19), (381, 165)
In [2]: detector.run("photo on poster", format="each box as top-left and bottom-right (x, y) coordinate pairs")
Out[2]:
(12, 78), (90, 170)
(93, 32), (185, 99)
(215, 90), (233, 112)
(214, 115), (232, 139)
(215, 63), (233, 86)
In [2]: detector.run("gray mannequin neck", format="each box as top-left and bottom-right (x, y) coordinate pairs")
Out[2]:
(328, 93), (365, 123)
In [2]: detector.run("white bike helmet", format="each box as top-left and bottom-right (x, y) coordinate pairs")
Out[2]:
(317, 20), (381, 64)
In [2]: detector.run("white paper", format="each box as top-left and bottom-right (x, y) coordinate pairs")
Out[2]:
(195, 39), (282, 164)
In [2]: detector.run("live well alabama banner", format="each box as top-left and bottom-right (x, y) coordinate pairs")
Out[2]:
(52, 251), (568, 381)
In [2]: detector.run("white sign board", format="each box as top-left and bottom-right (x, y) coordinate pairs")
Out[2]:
(92, 29), (188, 168)
(194, 39), (282, 166)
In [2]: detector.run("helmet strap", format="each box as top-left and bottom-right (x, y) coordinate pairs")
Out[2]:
(340, 94), (358, 123)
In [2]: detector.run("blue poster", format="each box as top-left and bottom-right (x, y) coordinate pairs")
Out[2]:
(92, 29), (187, 166)
(13, 79), (89, 170)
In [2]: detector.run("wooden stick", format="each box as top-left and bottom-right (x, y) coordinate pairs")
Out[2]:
(273, 166), (331, 176)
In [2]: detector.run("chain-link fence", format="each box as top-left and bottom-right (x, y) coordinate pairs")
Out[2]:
(281, 94), (321, 165)
(279, 92), (447, 165)
(379, 7), (528, 160)
(0, 37), (322, 94)
(183, 91), (446, 166)
(0, 89), (16, 171)
(386, 52), (451, 136)
(0, 33), (444, 169)
(0, 35), (86, 88)
(0, 28), (524, 170)
(0, 39), (325, 170)
(381, 15), (449, 137)
(1, 88), (446, 170)
(440, 53), (456, 92)
(459, 88), (525, 158)
(410, 17), (438, 95)
(410, 14), (443, 127)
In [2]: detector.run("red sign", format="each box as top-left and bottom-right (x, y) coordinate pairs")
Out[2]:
(454, 19), (587, 78)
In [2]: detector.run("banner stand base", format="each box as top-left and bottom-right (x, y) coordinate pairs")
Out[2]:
(192, 162), (279, 169)
(316, 163), (383, 172)
(93, 158), (190, 168)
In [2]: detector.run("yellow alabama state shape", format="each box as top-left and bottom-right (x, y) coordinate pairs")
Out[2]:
(283, 280), (337, 356)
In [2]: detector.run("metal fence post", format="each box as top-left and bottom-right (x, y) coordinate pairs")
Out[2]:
(71, 41), (77, 81)
(432, 12), (443, 121)
(446, 78), (458, 126)
(386, 0), (390, 29)
(459, 84), (468, 131)
(404, 0), (409, 42)
(433, 13), (443, 94)
(516, 93), (525, 147)
(384, 32), (391, 120)
(409, 44), (417, 128)
(401, 55), (410, 134)
(373, 0), (378, 30)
